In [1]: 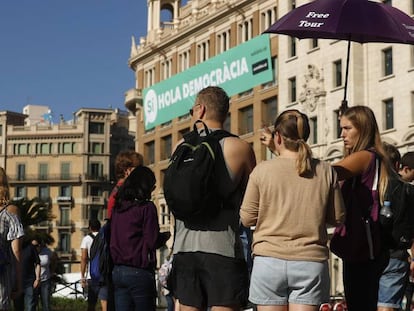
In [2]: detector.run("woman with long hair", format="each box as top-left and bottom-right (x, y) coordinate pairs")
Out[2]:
(241, 109), (345, 311)
(110, 165), (160, 311)
(332, 106), (392, 311)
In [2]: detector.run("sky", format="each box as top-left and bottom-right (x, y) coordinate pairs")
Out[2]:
(0, 1), (148, 122)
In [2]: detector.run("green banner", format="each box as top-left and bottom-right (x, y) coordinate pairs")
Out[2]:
(143, 34), (273, 129)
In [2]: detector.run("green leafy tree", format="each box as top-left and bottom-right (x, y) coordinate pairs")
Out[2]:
(12, 197), (55, 244)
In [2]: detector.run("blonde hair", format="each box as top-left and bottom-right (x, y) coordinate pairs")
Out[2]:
(0, 167), (10, 206)
(341, 106), (391, 203)
(274, 110), (313, 177)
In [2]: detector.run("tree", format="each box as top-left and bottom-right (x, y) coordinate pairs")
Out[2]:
(12, 197), (55, 244)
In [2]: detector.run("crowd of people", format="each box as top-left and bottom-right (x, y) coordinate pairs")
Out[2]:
(2, 86), (414, 311)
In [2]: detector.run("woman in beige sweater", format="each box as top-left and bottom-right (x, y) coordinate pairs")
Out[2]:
(240, 109), (345, 311)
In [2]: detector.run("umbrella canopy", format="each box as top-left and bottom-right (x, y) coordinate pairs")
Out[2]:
(264, 0), (414, 110)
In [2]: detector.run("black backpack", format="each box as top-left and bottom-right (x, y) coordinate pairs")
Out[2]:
(163, 120), (236, 222)
(89, 219), (112, 285)
(380, 173), (414, 249)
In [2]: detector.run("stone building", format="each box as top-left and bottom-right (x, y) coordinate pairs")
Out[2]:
(0, 108), (134, 272)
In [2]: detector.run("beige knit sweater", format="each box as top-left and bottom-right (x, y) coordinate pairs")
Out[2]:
(240, 157), (345, 262)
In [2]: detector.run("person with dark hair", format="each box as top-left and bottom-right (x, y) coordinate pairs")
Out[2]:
(13, 238), (40, 311)
(332, 106), (393, 311)
(241, 109), (345, 311)
(168, 86), (256, 311)
(34, 239), (57, 311)
(0, 166), (24, 311)
(80, 219), (108, 311)
(107, 150), (143, 219)
(110, 165), (164, 311)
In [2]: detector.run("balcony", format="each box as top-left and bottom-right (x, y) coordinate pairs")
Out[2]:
(9, 174), (82, 184)
(124, 88), (143, 113)
(56, 220), (75, 232)
(86, 196), (105, 205)
(83, 174), (108, 182)
(57, 196), (73, 203)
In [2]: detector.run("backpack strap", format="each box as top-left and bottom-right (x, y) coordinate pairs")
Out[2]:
(88, 233), (96, 240)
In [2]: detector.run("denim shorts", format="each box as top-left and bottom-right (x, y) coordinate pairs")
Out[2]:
(249, 256), (330, 306)
(378, 258), (409, 309)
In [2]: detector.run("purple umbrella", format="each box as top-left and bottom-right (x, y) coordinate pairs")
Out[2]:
(264, 0), (414, 111)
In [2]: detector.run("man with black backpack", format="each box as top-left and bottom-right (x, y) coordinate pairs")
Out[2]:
(378, 147), (414, 311)
(80, 219), (108, 311)
(164, 86), (256, 311)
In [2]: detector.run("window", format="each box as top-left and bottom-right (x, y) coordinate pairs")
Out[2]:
(15, 143), (29, 155)
(145, 141), (155, 165)
(145, 67), (156, 87)
(311, 39), (318, 49)
(262, 56), (278, 88)
(334, 60), (342, 87)
(60, 185), (72, 197)
(263, 97), (278, 127)
(39, 163), (48, 180)
(238, 19), (253, 43)
(384, 98), (394, 130)
(239, 105), (254, 135)
(90, 142), (103, 154)
(89, 205), (103, 221)
(89, 122), (104, 134)
(60, 206), (71, 226)
(61, 142), (74, 154)
(15, 186), (26, 199)
(89, 163), (103, 179)
(161, 135), (172, 161)
(217, 30), (231, 53)
(289, 37), (296, 57)
(38, 143), (51, 155)
(38, 186), (49, 200)
(289, 77), (297, 103)
(17, 164), (26, 181)
(334, 110), (342, 139)
(309, 117), (318, 144)
(161, 58), (173, 80)
(179, 50), (190, 72)
(383, 47), (393, 76)
(382, 0), (392, 5)
(61, 163), (70, 180)
(0, 124), (2, 136)
(261, 8), (277, 32)
(90, 186), (103, 196)
(58, 232), (71, 252)
(197, 40), (210, 63)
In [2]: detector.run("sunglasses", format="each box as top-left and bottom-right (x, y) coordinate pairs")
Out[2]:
(189, 104), (201, 116)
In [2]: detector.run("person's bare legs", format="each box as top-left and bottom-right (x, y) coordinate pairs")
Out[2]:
(179, 303), (203, 311)
(257, 304), (319, 311)
(179, 303), (241, 311)
(377, 307), (395, 311)
(211, 305), (241, 311)
(100, 299), (107, 311)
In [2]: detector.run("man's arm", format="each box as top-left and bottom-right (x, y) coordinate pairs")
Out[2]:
(223, 137), (256, 187)
(80, 248), (88, 288)
(11, 237), (22, 299)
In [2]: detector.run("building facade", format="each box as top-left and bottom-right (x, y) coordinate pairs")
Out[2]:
(0, 108), (135, 272)
(125, 0), (414, 297)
